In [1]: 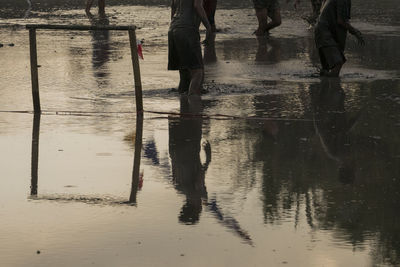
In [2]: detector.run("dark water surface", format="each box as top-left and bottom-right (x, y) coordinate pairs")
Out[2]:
(1, 1), (400, 266)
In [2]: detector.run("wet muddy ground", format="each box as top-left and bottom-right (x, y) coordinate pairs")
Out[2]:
(1, 1), (400, 266)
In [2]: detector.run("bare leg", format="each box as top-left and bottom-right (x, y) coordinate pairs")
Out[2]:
(320, 63), (343, 77)
(188, 68), (204, 96)
(178, 69), (191, 94)
(327, 63), (343, 77)
(209, 0), (218, 32)
(265, 9), (281, 33)
(254, 8), (268, 36)
(98, 0), (105, 15)
(86, 0), (94, 13)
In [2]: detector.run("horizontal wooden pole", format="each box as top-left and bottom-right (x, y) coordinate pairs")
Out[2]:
(26, 24), (136, 31)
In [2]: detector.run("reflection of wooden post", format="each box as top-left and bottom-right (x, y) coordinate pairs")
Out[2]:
(128, 29), (143, 114)
(29, 28), (41, 113)
(129, 115), (143, 204)
(31, 113), (41, 195)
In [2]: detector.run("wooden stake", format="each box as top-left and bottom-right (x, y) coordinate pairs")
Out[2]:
(128, 29), (143, 114)
(29, 28), (41, 113)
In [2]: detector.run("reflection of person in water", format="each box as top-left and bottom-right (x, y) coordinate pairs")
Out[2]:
(203, 32), (217, 65)
(168, 96), (253, 244)
(86, 11), (111, 84)
(203, 0), (218, 32)
(311, 78), (359, 184)
(169, 96), (210, 224)
(255, 35), (281, 64)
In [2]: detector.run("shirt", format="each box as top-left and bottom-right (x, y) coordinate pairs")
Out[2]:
(170, 0), (201, 30)
(315, 0), (351, 49)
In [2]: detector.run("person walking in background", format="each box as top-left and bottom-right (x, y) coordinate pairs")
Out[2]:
(203, 0), (218, 32)
(314, 0), (364, 77)
(168, 0), (212, 96)
(252, 0), (282, 36)
(85, 0), (105, 15)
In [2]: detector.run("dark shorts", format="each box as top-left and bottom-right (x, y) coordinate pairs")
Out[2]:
(168, 27), (203, 71)
(252, 0), (280, 15)
(318, 46), (346, 70)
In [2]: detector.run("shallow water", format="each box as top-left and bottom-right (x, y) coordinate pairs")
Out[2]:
(1, 1), (400, 267)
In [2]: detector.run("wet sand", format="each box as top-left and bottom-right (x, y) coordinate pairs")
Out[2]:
(1, 2), (400, 267)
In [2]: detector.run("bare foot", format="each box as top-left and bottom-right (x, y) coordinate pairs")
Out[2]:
(253, 28), (270, 36)
(253, 28), (264, 36)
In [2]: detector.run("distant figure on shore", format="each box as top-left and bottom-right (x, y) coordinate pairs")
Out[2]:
(168, 0), (212, 96)
(85, 0), (105, 15)
(314, 0), (364, 77)
(204, 0), (218, 32)
(24, 0), (32, 18)
(252, 0), (282, 36)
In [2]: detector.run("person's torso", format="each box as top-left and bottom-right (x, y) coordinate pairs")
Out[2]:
(170, 0), (201, 29)
(317, 0), (351, 29)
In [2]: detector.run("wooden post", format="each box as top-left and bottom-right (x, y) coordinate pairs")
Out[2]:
(129, 114), (143, 204)
(29, 28), (41, 113)
(128, 29), (143, 114)
(31, 113), (41, 196)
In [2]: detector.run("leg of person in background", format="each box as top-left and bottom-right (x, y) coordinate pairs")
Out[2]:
(254, 4), (281, 36)
(326, 63), (343, 77)
(266, 8), (281, 33)
(85, 0), (94, 14)
(98, 0), (105, 15)
(254, 8), (268, 36)
(178, 70), (191, 94)
(188, 68), (204, 96)
(204, 0), (218, 32)
(305, 0), (322, 25)
(317, 47), (345, 77)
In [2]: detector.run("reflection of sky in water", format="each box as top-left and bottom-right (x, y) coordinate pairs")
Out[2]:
(0, 3), (400, 267)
